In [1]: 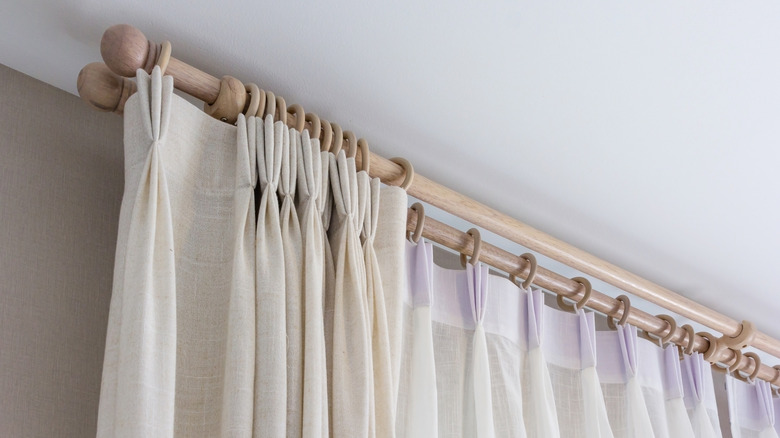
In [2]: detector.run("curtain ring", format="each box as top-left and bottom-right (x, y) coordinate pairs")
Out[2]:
(680, 324), (696, 355)
(742, 352), (762, 383)
(357, 139), (370, 173)
(557, 277), (592, 313)
(651, 314), (677, 347)
(728, 349), (743, 374)
(203, 76), (247, 124)
(510, 253), (537, 290)
(459, 228), (482, 267)
(389, 157), (414, 190)
(288, 104), (306, 132)
(243, 84), (263, 118)
(156, 41), (172, 75)
(408, 203), (425, 243)
(330, 123), (344, 155)
(772, 365), (780, 386)
(320, 119), (332, 152)
(275, 95), (287, 125)
(696, 331), (721, 361)
(264, 91), (276, 121)
(607, 295), (632, 329)
(305, 113), (322, 140)
(343, 131), (357, 158)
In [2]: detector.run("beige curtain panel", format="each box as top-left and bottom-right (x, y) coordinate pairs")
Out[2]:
(98, 67), (736, 438)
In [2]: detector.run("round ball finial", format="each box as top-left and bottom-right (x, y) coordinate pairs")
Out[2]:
(77, 62), (137, 114)
(101, 24), (156, 77)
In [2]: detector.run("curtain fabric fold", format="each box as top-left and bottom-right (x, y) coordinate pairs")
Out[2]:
(99, 69), (734, 438)
(296, 130), (329, 437)
(681, 352), (722, 438)
(328, 150), (371, 437)
(727, 374), (780, 438)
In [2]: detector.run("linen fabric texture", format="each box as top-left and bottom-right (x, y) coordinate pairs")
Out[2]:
(97, 68), (729, 438)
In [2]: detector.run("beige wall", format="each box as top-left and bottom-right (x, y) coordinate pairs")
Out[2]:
(0, 64), (124, 436)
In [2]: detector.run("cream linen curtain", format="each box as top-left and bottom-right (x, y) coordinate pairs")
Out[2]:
(98, 68), (733, 438)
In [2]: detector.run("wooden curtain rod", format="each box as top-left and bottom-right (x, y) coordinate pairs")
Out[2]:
(77, 24), (780, 375)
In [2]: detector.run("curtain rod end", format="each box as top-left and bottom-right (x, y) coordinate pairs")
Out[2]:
(77, 62), (136, 115)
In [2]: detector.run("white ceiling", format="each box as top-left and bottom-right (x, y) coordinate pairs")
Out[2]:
(2, 1), (779, 358)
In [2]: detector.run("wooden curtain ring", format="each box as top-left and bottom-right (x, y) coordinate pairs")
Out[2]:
(275, 96), (287, 124)
(607, 295), (632, 330)
(264, 91), (276, 121)
(719, 320), (756, 350)
(343, 131), (357, 158)
(288, 104), (306, 132)
(320, 119), (332, 152)
(408, 203), (425, 243)
(203, 75), (247, 124)
(389, 157), (414, 190)
(557, 277), (593, 313)
(510, 253), (538, 290)
(357, 139), (370, 173)
(156, 41), (172, 75)
(772, 365), (780, 386)
(330, 123), (344, 155)
(696, 332), (721, 361)
(649, 314), (677, 347)
(743, 352), (762, 382)
(680, 324), (696, 355)
(459, 228), (483, 267)
(305, 113), (322, 140)
(243, 84), (263, 118)
(728, 349), (743, 374)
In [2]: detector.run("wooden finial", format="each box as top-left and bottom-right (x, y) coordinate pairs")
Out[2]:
(77, 62), (136, 114)
(101, 24), (159, 77)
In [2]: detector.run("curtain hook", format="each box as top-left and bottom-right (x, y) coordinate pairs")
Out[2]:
(459, 228), (482, 267)
(343, 131), (357, 158)
(728, 349), (743, 375)
(696, 331), (721, 361)
(264, 91), (277, 121)
(305, 113), (322, 140)
(607, 295), (632, 329)
(288, 104), (306, 132)
(357, 139), (370, 173)
(389, 157), (414, 191)
(319, 119), (332, 152)
(408, 203), (425, 243)
(156, 41), (171, 75)
(330, 123), (344, 155)
(243, 84), (262, 118)
(557, 277), (592, 313)
(510, 253), (537, 290)
(740, 352), (761, 384)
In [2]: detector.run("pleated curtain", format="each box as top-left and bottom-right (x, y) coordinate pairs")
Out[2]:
(98, 67), (737, 438)
(681, 353), (723, 437)
(726, 373), (780, 438)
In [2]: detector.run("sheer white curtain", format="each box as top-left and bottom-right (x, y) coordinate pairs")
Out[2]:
(99, 67), (738, 438)
(596, 324), (704, 438)
(542, 303), (614, 438)
(726, 374), (779, 438)
(681, 352), (722, 438)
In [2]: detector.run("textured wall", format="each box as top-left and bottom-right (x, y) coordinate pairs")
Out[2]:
(0, 63), (124, 437)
